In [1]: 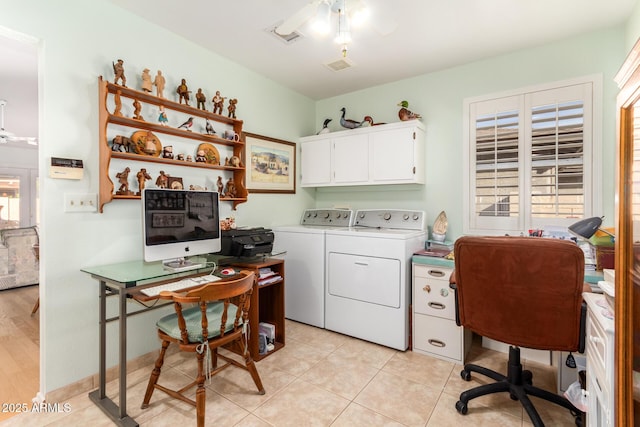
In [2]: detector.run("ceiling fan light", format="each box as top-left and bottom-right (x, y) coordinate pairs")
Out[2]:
(334, 11), (351, 45)
(311, 1), (332, 34)
(350, 6), (369, 27)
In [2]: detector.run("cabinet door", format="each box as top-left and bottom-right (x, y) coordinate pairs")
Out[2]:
(333, 133), (369, 184)
(300, 139), (331, 186)
(370, 127), (417, 182)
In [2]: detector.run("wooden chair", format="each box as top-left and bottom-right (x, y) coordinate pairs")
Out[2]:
(141, 270), (265, 426)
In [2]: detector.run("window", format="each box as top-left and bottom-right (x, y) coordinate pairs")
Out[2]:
(463, 77), (601, 235)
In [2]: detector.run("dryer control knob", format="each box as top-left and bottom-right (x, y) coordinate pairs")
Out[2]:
(413, 214), (420, 220)
(383, 213), (391, 221)
(403, 214), (409, 220)
(324, 212), (330, 219)
(359, 212), (366, 219)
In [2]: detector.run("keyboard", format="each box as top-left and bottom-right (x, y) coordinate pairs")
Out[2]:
(140, 275), (221, 297)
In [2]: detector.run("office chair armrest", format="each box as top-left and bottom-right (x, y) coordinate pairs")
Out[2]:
(449, 281), (461, 327)
(579, 301), (586, 353)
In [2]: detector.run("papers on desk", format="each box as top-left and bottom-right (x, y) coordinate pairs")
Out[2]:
(258, 267), (282, 286)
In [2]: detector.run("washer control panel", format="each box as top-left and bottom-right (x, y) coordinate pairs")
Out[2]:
(353, 209), (426, 230)
(300, 209), (353, 227)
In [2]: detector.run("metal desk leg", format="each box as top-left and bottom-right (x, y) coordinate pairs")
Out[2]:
(99, 280), (107, 397)
(119, 289), (128, 419)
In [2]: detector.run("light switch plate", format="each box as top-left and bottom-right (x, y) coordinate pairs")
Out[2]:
(64, 193), (97, 212)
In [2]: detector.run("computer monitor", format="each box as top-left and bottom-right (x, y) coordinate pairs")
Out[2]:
(141, 188), (221, 271)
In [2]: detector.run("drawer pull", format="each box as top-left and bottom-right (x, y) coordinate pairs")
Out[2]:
(354, 262), (368, 266)
(428, 269), (445, 278)
(423, 285), (431, 293)
(589, 336), (602, 344)
(428, 339), (446, 348)
(428, 302), (446, 310)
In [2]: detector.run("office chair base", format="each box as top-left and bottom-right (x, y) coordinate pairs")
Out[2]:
(455, 346), (583, 427)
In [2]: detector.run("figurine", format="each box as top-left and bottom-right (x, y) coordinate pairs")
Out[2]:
(205, 119), (216, 135)
(132, 99), (143, 120)
(212, 90), (225, 115)
(112, 59), (126, 87)
(157, 107), (168, 126)
(111, 135), (134, 152)
(339, 107), (367, 129)
(216, 176), (223, 194)
(363, 116), (385, 126)
(153, 70), (166, 98)
(161, 145), (174, 159)
(178, 117), (193, 131)
(317, 118), (332, 134)
(176, 78), (191, 105)
(227, 98), (238, 118)
(115, 167), (131, 194)
(195, 150), (207, 162)
(397, 100), (422, 121)
(113, 90), (123, 117)
(156, 170), (169, 188)
(141, 68), (152, 92)
(186, 155), (194, 162)
(176, 153), (185, 161)
(224, 177), (236, 198)
(195, 88), (206, 110)
(136, 168), (152, 194)
(225, 156), (241, 167)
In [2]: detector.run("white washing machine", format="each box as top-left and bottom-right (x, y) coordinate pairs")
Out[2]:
(325, 209), (426, 350)
(272, 209), (353, 328)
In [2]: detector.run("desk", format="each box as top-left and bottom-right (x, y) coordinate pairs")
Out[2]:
(81, 257), (286, 427)
(82, 258), (214, 427)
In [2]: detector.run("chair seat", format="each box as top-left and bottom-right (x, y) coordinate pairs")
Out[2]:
(157, 302), (241, 342)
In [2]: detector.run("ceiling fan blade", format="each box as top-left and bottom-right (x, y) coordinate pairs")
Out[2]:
(275, 0), (322, 35)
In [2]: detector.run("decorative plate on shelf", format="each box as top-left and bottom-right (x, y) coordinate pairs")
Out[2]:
(131, 130), (162, 157)
(196, 143), (221, 165)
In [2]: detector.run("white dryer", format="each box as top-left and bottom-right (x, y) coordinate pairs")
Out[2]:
(325, 209), (426, 350)
(272, 209), (353, 328)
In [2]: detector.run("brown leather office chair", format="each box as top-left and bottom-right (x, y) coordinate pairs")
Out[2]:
(141, 271), (265, 427)
(450, 236), (585, 427)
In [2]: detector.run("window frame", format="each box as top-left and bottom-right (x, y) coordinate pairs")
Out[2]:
(462, 75), (602, 236)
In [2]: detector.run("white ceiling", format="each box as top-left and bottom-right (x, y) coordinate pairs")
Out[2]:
(0, 0), (636, 142)
(109, 0), (636, 100)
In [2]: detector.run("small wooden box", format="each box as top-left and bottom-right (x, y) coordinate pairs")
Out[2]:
(594, 245), (615, 270)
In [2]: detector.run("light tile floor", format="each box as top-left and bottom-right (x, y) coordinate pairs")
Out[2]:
(1, 320), (580, 426)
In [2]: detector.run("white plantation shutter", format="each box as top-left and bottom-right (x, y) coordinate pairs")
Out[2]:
(464, 79), (598, 235)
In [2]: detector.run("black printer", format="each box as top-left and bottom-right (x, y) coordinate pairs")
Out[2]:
(219, 227), (274, 258)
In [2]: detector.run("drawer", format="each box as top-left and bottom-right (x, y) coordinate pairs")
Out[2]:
(413, 314), (462, 361)
(413, 275), (455, 319)
(414, 264), (452, 280)
(586, 311), (608, 395)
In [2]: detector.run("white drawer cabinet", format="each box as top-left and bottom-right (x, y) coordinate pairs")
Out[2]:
(583, 293), (614, 427)
(412, 261), (471, 364)
(300, 120), (425, 187)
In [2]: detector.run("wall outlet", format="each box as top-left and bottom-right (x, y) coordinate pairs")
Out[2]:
(64, 193), (97, 212)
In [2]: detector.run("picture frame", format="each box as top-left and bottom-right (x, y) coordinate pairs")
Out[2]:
(244, 132), (296, 193)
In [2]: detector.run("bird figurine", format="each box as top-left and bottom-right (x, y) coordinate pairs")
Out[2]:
(317, 118), (332, 134)
(339, 107), (367, 129)
(178, 117), (193, 131)
(397, 100), (422, 121)
(205, 119), (216, 135)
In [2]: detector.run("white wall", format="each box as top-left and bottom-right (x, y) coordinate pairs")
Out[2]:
(0, 0), (315, 393)
(314, 27), (626, 239)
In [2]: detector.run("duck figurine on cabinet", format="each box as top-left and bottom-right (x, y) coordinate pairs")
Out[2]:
(339, 107), (367, 129)
(397, 100), (422, 121)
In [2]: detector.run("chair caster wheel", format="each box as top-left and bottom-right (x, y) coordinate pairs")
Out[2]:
(460, 370), (471, 381)
(509, 392), (518, 401)
(523, 370), (533, 385)
(455, 400), (468, 415)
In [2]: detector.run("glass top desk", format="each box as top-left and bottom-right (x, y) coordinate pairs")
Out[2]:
(81, 257), (216, 427)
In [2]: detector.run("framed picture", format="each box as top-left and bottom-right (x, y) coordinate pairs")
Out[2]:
(244, 132), (296, 193)
(167, 176), (183, 190)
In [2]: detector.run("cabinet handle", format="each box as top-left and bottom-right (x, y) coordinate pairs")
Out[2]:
(589, 336), (602, 344)
(354, 262), (368, 266)
(428, 339), (446, 348)
(428, 302), (445, 310)
(428, 269), (445, 278)
(423, 285), (431, 293)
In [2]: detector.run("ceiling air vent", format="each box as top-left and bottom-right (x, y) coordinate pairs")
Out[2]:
(324, 57), (355, 72)
(265, 24), (303, 45)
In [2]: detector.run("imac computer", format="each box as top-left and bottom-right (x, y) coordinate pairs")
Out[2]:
(141, 188), (221, 271)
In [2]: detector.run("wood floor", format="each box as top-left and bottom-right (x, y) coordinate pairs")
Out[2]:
(0, 285), (39, 422)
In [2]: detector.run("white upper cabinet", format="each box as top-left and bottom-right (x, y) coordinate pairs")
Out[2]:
(300, 120), (425, 187)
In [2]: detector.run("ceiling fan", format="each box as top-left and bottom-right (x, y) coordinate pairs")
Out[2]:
(275, 0), (396, 38)
(0, 99), (37, 145)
